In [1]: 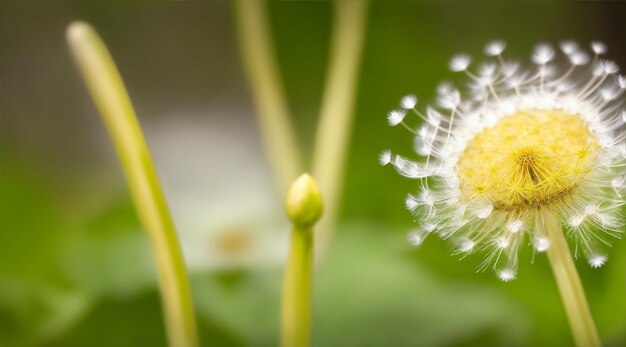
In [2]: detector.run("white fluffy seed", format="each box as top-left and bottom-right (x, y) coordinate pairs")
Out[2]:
(458, 239), (475, 253)
(485, 40), (506, 56)
(475, 205), (493, 219)
(559, 40), (578, 55)
(498, 269), (517, 282)
(378, 150), (392, 166)
(588, 255), (607, 268)
(507, 220), (523, 233)
(387, 109), (406, 126)
(449, 54), (471, 72)
(533, 237), (550, 252)
(532, 44), (555, 64)
(400, 94), (418, 109)
(407, 231), (424, 246)
(591, 41), (607, 54)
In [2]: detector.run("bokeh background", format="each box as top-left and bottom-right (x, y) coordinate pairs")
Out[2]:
(1, 1), (625, 347)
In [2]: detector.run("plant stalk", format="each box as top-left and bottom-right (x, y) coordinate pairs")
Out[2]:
(544, 212), (602, 347)
(281, 225), (314, 347)
(234, 0), (302, 196)
(66, 22), (199, 347)
(281, 174), (323, 347)
(312, 0), (368, 257)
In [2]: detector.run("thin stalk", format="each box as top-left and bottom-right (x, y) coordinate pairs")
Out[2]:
(282, 174), (323, 347)
(312, 0), (368, 257)
(544, 212), (602, 347)
(234, 0), (302, 196)
(66, 22), (199, 347)
(281, 225), (314, 347)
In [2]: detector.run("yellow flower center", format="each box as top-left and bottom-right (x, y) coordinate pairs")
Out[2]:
(455, 109), (599, 211)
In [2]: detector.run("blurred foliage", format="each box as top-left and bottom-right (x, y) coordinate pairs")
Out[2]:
(1, 1), (626, 347)
(2, 156), (625, 347)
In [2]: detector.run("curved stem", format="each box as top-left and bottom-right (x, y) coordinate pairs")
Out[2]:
(234, 0), (302, 196)
(66, 22), (199, 347)
(312, 0), (368, 257)
(544, 212), (601, 347)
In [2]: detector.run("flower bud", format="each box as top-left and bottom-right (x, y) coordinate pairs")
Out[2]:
(285, 174), (323, 228)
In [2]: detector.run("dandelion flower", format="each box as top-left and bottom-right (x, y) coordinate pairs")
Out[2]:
(382, 41), (626, 280)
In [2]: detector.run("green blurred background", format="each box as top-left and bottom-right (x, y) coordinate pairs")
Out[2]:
(1, 1), (625, 346)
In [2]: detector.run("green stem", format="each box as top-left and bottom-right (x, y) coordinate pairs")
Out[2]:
(66, 22), (199, 347)
(233, 0), (302, 196)
(544, 212), (601, 347)
(282, 173), (322, 347)
(281, 225), (314, 347)
(312, 0), (368, 257)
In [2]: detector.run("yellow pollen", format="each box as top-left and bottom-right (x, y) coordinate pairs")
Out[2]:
(455, 109), (599, 211)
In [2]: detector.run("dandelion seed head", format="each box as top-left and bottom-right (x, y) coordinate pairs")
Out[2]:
(382, 40), (625, 280)
(456, 111), (600, 211)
